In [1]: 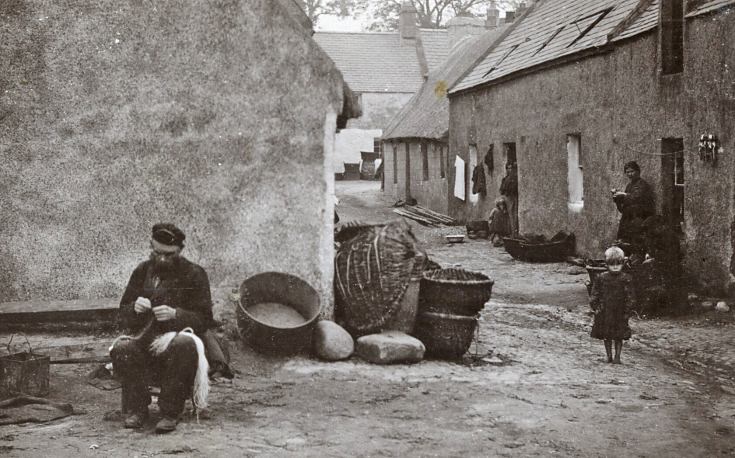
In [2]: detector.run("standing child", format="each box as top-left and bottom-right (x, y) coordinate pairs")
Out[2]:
(487, 197), (511, 246)
(590, 246), (634, 364)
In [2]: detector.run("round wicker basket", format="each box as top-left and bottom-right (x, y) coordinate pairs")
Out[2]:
(419, 268), (494, 316)
(413, 311), (478, 359)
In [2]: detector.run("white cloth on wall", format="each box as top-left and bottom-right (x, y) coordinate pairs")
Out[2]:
(454, 155), (465, 200)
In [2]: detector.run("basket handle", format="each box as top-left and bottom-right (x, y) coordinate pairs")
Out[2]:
(6, 333), (34, 355)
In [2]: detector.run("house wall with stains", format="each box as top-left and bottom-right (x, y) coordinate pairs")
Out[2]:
(0, 0), (347, 313)
(383, 140), (449, 214)
(449, 10), (735, 294)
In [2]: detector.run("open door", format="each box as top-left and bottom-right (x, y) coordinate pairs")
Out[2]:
(661, 138), (684, 232)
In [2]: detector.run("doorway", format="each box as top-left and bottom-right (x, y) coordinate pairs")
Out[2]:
(468, 145), (479, 203)
(661, 137), (684, 232)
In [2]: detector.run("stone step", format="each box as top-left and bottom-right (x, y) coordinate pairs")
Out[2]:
(0, 298), (119, 330)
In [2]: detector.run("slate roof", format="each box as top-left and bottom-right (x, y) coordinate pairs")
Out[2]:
(613, 0), (659, 42)
(383, 26), (508, 140)
(451, 0), (662, 94)
(419, 29), (451, 72)
(686, 0), (735, 17)
(314, 29), (449, 93)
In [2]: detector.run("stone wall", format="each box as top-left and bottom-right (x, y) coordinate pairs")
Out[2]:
(347, 92), (414, 130)
(383, 140), (449, 214)
(0, 0), (346, 312)
(448, 11), (735, 293)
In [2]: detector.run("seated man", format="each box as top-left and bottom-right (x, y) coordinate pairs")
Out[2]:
(111, 223), (214, 433)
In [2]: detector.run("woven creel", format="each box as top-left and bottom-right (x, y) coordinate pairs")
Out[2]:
(334, 221), (424, 336)
(413, 311), (478, 359)
(419, 268), (494, 316)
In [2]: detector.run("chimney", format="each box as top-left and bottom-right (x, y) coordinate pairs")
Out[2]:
(399, 1), (418, 43)
(485, 1), (500, 29)
(516, 1), (528, 17)
(504, 10), (515, 23)
(447, 15), (485, 48)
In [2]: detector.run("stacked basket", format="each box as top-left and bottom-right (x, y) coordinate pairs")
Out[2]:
(413, 268), (494, 359)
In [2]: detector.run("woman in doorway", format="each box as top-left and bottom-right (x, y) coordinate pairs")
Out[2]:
(499, 162), (518, 236)
(612, 161), (654, 256)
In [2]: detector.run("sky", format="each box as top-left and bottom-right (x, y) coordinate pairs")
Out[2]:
(314, 10), (511, 32)
(315, 14), (369, 32)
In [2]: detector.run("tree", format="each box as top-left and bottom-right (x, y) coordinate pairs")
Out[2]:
(364, 0), (525, 31)
(299, 0), (364, 26)
(301, 0), (525, 31)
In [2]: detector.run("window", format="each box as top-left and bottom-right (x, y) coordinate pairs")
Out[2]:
(421, 141), (429, 181)
(468, 145), (479, 203)
(568, 8), (613, 48)
(534, 25), (565, 56)
(392, 143), (398, 184)
(483, 43), (521, 77)
(373, 137), (381, 153)
(661, 0), (684, 75)
(567, 134), (584, 211)
(439, 145), (446, 178)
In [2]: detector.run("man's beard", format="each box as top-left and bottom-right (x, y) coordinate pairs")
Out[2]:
(149, 254), (181, 276)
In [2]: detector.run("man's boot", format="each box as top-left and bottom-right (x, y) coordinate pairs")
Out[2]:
(124, 411), (148, 429)
(155, 415), (179, 433)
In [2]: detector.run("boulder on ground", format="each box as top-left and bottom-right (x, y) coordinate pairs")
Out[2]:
(715, 301), (730, 313)
(356, 331), (425, 364)
(313, 320), (354, 361)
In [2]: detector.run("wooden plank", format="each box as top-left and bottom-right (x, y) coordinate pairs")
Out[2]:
(0, 298), (119, 324)
(412, 205), (456, 224)
(393, 209), (439, 227)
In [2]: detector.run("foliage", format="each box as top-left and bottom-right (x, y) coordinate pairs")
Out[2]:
(300, 0), (524, 30)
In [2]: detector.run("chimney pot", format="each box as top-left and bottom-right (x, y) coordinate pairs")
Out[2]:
(485, 2), (500, 29)
(399, 1), (418, 43)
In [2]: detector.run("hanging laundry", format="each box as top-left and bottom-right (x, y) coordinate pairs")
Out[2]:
(472, 164), (486, 195)
(454, 156), (465, 200)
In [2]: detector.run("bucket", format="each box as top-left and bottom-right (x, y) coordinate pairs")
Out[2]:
(0, 335), (50, 399)
(236, 272), (321, 355)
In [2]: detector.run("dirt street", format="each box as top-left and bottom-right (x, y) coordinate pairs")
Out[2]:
(2, 180), (735, 457)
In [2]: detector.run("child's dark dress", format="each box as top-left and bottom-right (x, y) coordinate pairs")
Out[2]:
(590, 271), (634, 340)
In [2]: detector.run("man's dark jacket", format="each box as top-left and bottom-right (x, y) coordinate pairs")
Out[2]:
(119, 257), (214, 337)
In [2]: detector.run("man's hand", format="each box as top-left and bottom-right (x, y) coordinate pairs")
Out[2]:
(613, 191), (627, 198)
(153, 305), (177, 322)
(134, 297), (152, 314)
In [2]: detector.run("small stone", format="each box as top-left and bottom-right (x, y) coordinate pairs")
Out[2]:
(482, 356), (504, 365)
(567, 266), (586, 275)
(701, 301), (714, 309)
(356, 331), (425, 364)
(313, 320), (354, 361)
(715, 301), (730, 313)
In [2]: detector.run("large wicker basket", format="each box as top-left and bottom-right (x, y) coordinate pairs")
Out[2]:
(419, 268), (494, 316)
(413, 312), (478, 359)
(334, 221), (428, 337)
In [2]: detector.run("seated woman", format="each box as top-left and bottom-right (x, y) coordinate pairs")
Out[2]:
(488, 197), (511, 246)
